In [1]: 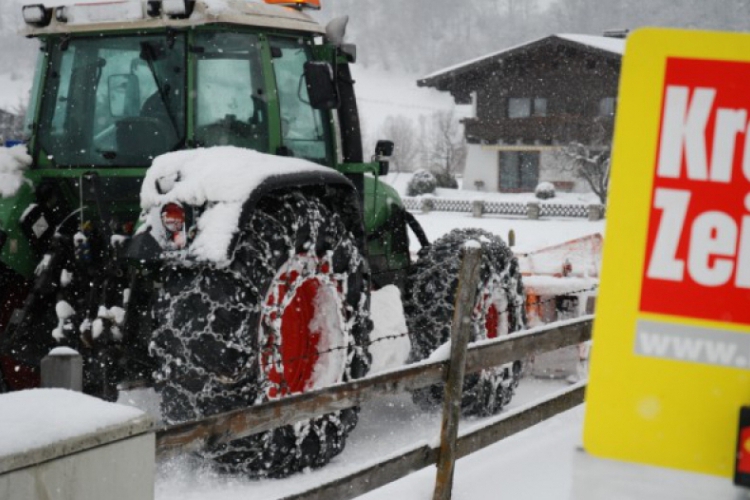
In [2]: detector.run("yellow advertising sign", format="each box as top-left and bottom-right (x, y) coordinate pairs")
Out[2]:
(584, 28), (750, 477)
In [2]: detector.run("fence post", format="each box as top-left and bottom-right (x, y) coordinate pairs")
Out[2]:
(422, 197), (434, 214)
(433, 243), (483, 500)
(588, 204), (604, 221)
(527, 201), (540, 220)
(41, 347), (83, 392)
(471, 200), (484, 218)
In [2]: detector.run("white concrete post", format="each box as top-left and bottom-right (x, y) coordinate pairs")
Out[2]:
(588, 204), (604, 221)
(527, 202), (541, 220)
(41, 347), (83, 392)
(472, 200), (484, 218)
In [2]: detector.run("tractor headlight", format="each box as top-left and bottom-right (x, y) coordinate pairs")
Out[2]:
(22, 4), (52, 27)
(161, 203), (185, 234)
(161, 203), (187, 250)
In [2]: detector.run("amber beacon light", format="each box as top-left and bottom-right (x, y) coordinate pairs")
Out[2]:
(264, 0), (321, 10)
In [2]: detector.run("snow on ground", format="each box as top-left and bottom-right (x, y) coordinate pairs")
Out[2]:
(0, 389), (145, 458)
(388, 171), (606, 255)
(359, 404), (584, 500)
(410, 210), (605, 254)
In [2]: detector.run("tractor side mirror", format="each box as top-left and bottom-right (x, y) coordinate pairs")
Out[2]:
(108, 74), (141, 118)
(303, 61), (339, 110)
(340, 43), (357, 63)
(374, 140), (395, 176)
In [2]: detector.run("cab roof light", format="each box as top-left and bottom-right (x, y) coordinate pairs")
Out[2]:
(146, 0), (162, 17)
(264, 0), (321, 10)
(22, 4), (52, 27)
(163, 0), (195, 18)
(55, 6), (68, 23)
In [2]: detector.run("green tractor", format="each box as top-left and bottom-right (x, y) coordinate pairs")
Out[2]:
(0, 0), (526, 477)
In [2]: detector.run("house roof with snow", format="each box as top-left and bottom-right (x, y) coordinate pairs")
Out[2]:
(418, 33), (625, 91)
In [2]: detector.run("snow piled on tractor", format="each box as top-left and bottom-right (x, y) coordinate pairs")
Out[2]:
(0, 145), (32, 198)
(139, 146), (329, 262)
(368, 285), (411, 374)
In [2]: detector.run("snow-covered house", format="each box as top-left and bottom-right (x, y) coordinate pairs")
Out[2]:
(418, 34), (625, 194)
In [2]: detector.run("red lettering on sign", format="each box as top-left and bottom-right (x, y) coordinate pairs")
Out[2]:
(641, 58), (750, 325)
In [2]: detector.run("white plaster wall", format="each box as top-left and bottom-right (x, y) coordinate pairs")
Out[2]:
(461, 145), (498, 192)
(0, 433), (155, 500)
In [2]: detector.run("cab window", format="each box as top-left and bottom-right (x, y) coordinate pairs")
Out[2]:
(270, 37), (332, 165)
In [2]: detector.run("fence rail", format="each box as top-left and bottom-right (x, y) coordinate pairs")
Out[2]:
(155, 317), (593, 458)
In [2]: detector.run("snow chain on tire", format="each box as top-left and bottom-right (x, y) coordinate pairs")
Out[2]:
(404, 228), (526, 417)
(151, 192), (372, 478)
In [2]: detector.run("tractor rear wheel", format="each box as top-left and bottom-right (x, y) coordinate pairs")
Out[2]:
(404, 228), (526, 416)
(151, 192), (371, 478)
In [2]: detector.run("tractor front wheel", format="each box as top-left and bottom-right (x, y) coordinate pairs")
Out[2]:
(404, 228), (526, 416)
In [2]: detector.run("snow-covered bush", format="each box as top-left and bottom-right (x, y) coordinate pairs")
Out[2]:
(534, 181), (556, 200)
(434, 170), (458, 189)
(407, 169), (438, 196)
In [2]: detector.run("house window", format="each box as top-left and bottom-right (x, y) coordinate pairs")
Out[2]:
(508, 97), (547, 118)
(534, 98), (548, 116)
(499, 151), (539, 191)
(599, 97), (617, 116)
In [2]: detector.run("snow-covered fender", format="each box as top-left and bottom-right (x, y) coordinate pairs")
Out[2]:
(129, 147), (365, 265)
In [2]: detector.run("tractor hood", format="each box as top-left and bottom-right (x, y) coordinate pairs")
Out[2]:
(139, 146), (335, 263)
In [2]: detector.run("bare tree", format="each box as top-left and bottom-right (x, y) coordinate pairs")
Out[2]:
(562, 142), (611, 204)
(378, 115), (421, 172)
(428, 109), (466, 188)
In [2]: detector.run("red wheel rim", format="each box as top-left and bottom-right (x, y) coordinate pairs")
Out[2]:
(485, 303), (499, 339)
(261, 260), (344, 399)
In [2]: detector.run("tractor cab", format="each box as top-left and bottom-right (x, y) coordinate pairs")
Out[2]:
(0, 0), (409, 396)
(23, 0), (337, 170)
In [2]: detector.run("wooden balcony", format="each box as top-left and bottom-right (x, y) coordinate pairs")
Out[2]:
(463, 115), (615, 145)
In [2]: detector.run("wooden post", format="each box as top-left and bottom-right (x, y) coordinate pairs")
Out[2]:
(41, 347), (83, 392)
(433, 243), (483, 500)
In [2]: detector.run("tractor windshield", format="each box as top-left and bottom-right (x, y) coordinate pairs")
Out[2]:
(38, 34), (187, 167)
(193, 32), (269, 151)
